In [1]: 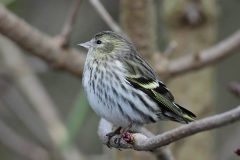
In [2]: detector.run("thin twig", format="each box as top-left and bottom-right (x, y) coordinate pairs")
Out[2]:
(89, 0), (123, 33)
(0, 4), (86, 77)
(159, 30), (240, 78)
(58, 0), (82, 48)
(98, 105), (240, 151)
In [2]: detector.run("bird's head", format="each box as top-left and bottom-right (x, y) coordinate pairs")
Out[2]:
(79, 31), (132, 58)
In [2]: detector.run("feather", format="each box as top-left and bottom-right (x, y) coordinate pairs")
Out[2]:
(126, 76), (196, 123)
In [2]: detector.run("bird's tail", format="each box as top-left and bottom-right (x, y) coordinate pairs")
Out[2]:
(174, 103), (196, 123)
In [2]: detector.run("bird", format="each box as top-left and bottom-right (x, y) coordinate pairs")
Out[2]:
(79, 31), (196, 144)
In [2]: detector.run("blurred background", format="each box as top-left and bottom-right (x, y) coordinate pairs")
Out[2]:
(0, 0), (239, 160)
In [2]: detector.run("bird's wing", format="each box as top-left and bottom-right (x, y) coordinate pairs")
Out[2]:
(121, 54), (175, 102)
(125, 76), (182, 115)
(121, 55), (184, 116)
(116, 49), (196, 122)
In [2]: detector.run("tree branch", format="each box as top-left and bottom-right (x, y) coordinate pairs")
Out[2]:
(0, 4), (86, 76)
(137, 127), (175, 160)
(98, 105), (240, 151)
(89, 0), (123, 33)
(57, 0), (82, 48)
(159, 30), (240, 78)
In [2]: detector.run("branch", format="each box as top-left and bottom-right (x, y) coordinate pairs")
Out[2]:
(98, 105), (240, 151)
(126, 125), (175, 160)
(57, 0), (82, 47)
(159, 30), (240, 78)
(89, 0), (123, 33)
(0, 4), (86, 77)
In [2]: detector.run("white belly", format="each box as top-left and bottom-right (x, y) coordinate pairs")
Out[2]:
(82, 67), (130, 127)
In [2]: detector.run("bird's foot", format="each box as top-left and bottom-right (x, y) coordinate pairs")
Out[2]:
(112, 131), (134, 147)
(120, 123), (134, 144)
(121, 131), (134, 144)
(106, 130), (134, 147)
(105, 124), (134, 148)
(106, 127), (122, 148)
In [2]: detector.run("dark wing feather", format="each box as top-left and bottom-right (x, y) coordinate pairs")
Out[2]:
(126, 76), (182, 115)
(121, 52), (196, 122)
(128, 76), (174, 101)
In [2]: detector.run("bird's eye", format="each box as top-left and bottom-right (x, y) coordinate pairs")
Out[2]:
(96, 40), (102, 44)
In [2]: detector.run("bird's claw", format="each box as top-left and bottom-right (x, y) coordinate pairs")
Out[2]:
(105, 127), (122, 148)
(122, 131), (134, 144)
(105, 127), (134, 148)
(106, 133), (114, 148)
(106, 134), (122, 148)
(114, 137), (122, 146)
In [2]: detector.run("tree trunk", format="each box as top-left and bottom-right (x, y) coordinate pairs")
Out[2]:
(119, 0), (158, 160)
(120, 0), (156, 59)
(162, 0), (218, 160)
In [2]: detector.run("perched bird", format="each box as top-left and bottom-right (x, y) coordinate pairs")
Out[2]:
(79, 31), (196, 142)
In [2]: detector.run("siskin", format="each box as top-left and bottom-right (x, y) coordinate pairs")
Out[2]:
(79, 31), (196, 142)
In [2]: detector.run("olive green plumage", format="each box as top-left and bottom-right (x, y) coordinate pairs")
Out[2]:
(80, 31), (196, 128)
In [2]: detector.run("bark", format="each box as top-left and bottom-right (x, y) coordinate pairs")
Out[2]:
(120, 0), (156, 59)
(162, 0), (218, 160)
(98, 105), (240, 150)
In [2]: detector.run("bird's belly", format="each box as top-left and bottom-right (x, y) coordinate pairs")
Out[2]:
(84, 84), (130, 127)
(89, 92), (130, 127)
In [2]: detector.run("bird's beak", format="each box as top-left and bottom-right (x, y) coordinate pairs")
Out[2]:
(78, 41), (92, 49)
